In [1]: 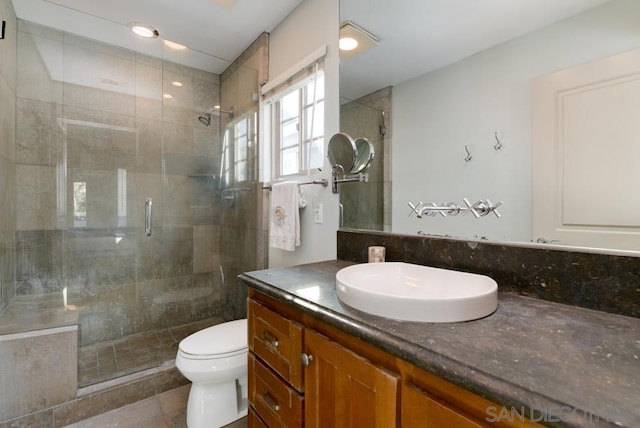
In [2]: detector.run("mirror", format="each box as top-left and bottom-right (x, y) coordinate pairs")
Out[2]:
(328, 133), (375, 174)
(339, 0), (640, 253)
(328, 132), (357, 174)
(352, 137), (375, 174)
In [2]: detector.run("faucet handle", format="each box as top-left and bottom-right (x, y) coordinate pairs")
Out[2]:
(485, 199), (503, 218)
(407, 201), (424, 218)
(463, 198), (481, 218)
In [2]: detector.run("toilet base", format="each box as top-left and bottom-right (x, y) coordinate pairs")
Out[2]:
(186, 378), (248, 428)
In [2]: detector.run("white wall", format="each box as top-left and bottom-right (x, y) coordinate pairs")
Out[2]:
(267, 0), (340, 268)
(392, 0), (640, 243)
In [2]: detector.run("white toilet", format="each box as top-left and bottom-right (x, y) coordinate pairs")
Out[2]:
(175, 319), (248, 428)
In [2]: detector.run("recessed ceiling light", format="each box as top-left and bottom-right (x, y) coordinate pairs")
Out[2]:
(339, 37), (358, 51)
(163, 93), (173, 99)
(172, 81), (183, 87)
(164, 40), (187, 50)
(128, 22), (159, 39)
(339, 21), (378, 59)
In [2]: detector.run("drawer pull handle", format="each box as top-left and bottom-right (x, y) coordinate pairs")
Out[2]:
(262, 331), (279, 348)
(262, 391), (281, 411)
(301, 353), (313, 367)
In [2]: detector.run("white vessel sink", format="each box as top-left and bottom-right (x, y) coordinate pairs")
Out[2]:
(336, 262), (498, 323)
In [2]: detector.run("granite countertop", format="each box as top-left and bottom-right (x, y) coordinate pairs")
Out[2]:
(239, 260), (640, 428)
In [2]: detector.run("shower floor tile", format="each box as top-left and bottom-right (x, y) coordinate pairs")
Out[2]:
(78, 317), (223, 387)
(63, 384), (248, 428)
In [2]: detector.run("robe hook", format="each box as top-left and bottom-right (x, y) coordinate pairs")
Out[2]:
(464, 145), (472, 162)
(494, 131), (503, 150)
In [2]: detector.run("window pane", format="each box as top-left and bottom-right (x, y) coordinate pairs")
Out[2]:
(281, 119), (299, 149)
(281, 147), (299, 176)
(305, 75), (324, 103)
(221, 129), (231, 186)
(306, 139), (324, 170)
(304, 101), (324, 140)
(236, 118), (247, 136)
(73, 181), (87, 227)
(236, 162), (247, 182)
(270, 73), (325, 179)
(281, 91), (300, 121)
(236, 135), (247, 161)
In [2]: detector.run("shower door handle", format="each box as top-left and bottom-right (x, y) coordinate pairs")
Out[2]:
(145, 197), (152, 236)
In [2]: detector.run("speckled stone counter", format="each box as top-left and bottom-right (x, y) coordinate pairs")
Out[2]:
(240, 260), (640, 428)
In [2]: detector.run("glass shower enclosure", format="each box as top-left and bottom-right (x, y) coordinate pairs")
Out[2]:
(7, 16), (260, 387)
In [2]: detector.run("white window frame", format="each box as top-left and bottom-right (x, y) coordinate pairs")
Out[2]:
(261, 47), (326, 182)
(271, 72), (324, 178)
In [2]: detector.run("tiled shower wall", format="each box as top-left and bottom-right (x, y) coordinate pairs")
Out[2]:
(339, 87), (392, 231)
(0, 0), (17, 313)
(218, 33), (269, 320)
(13, 20), (226, 346)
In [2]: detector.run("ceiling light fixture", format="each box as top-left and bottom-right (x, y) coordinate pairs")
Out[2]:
(128, 22), (159, 39)
(339, 37), (359, 51)
(339, 21), (378, 59)
(163, 93), (173, 99)
(164, 40), (187, 50)
(172, 81), (183, 87)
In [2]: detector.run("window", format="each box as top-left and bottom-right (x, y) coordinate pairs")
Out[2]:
(220, 112), (257, 186)
(263, 64), (325, 179)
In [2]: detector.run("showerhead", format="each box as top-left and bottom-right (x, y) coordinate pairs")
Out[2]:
(197, 106), (234, 126)
(198, 112), (211, 126)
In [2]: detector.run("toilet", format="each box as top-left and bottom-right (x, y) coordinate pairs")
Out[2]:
(175, 319), (248, 428)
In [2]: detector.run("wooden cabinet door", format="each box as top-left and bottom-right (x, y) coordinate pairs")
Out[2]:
(304, 329), (399, 428)
(402, 381), (485, 428)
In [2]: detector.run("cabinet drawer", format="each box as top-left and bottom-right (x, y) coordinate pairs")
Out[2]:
(249, 353), (303, 428)
(248, 298), (304, 391)
(248, 406), (268, 428)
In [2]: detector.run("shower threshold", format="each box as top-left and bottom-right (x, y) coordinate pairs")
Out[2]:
(78, 317), (223, 387)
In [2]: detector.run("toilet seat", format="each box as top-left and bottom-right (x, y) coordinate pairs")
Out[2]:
(178, 347), (247, 360)
(178, 319), (247, 359)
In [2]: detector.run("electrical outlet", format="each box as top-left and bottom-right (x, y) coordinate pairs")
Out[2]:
(314, 203), (323, 224)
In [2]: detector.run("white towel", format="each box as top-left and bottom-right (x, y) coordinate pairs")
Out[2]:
(269, 182), (305, 251)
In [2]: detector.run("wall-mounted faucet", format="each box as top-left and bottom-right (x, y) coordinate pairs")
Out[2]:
(408, 198), (503, 219)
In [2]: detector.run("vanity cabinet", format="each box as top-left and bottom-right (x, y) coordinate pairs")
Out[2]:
(248, 298), (304, 427)
(304, 328), (399, 427)
(247, 290), (538, 428)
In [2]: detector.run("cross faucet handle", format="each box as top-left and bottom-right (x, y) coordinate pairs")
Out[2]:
(407, 201), (424, 218)
(485, 199), (503, 218)
(463, 198), (481, 218)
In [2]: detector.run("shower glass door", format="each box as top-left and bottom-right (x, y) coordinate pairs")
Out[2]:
(14, 17), (234, 386)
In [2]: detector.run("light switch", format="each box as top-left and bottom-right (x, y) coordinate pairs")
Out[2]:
(314, 203), (323, 224)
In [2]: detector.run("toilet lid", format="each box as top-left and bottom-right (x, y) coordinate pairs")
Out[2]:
(179, 319), (247, 356)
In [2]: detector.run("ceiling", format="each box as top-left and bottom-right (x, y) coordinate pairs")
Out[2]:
(339, 0), (614, 101)
(11, 0), (614, 97)
(11, 0), (303, 74)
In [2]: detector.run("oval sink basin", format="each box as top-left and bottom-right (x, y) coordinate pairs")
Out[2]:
(336, 262), (497, 323)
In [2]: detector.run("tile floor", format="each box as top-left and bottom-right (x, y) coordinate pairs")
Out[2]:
(78, 317), (223, 386)
(64, 384), (248, 428)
